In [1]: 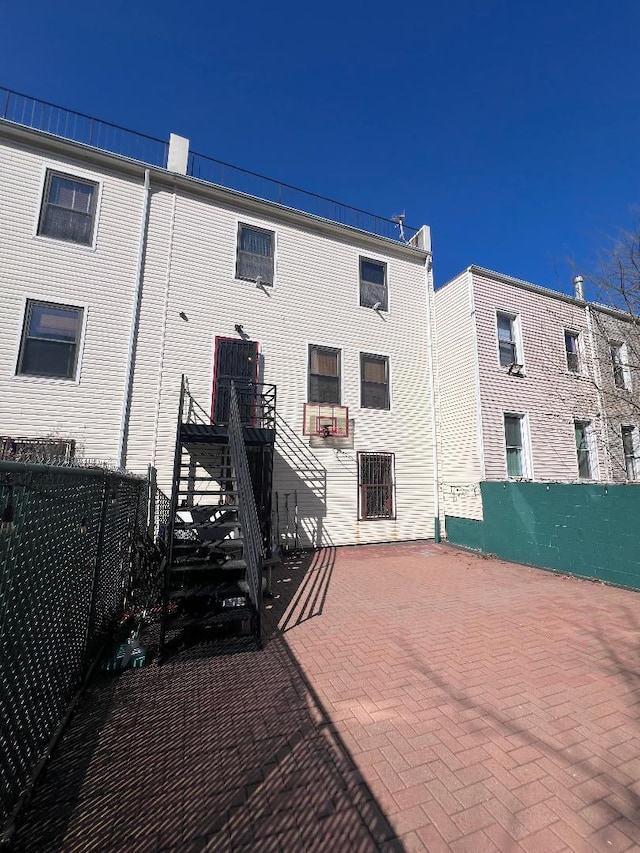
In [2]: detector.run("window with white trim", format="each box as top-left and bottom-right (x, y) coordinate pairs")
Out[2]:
(564, 331), (580, 373)
(621, 425), (640, 481)
(236, 223), (274, 285)
(358, 452), (395, 519)
(497, 312), (521, 368)
(610, 342), (631, 390)
(360, 353), (390, 410)
(38, 171), (98, 245)
(308, 345), (341, 404)
(504, 415), (528, 478)
(574, 420), (594, 479)
(359, 257), (388, 310)
(17, 300), (84, 380)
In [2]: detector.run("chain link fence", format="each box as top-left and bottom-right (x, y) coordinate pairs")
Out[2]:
(0, 460), (147, 831)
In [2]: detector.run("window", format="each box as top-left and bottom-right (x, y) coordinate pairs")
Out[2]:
(610, 342), (630, 390)
(308, 345), (341, 404)
(358, 452), (395, 519)
(564, 331), (580, 373)
(360, 353), (390, 410)
(497, 313), (520, 368)
(574, 421), (593, 479)
(504, 415), (528, 478)
(38, 171), (97, 245)
(236, 224), (274, 285)
(622, 426), (639, 481)
(359, 258), (388, 311)
(17, 300), (84, 379)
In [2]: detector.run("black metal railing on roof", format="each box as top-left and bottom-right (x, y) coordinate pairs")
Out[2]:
(0, 87), (168, 168)
(188, 151), (418, 241)
(0, 85), (419, 242)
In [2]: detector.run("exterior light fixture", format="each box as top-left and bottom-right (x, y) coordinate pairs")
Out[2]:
(79, 517), (88, 535)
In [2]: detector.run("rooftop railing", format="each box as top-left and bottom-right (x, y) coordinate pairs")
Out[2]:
(0, 86), (418, 243)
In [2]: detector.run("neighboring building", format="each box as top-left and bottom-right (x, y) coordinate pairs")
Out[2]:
(434, 266), (640, 526)
(0, 90), (438, 548)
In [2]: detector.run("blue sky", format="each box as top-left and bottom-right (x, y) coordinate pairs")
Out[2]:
(2, 0), (639, 291)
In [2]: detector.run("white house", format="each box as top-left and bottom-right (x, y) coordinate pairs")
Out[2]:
(0, 93), (439, 548)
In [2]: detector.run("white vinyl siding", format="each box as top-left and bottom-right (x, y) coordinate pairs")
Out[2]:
(0, 137), (146, 463)
(125, 181), (435, 547)
(434, 272), (484, 521)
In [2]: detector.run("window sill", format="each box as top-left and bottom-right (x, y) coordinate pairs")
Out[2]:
(34, 233), (97, 253)
(499, 367), (526, 378)
(12, 373), (80, 386)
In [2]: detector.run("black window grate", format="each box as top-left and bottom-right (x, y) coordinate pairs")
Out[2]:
(358, 452), (395, 519)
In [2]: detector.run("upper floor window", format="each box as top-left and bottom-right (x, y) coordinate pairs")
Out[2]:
(504, 414), (529, 478)
(236, 224), (274, 285)
(308, 345), (341, 404)
(17, 300), (84, 380)
(574, 420), (594, 480)
(38, 171), (98, 246)
(360, 353), (390, 410)
(564, 331), (580, 373)
(497, 312), (521, 368)
(610, 342), (631, 390)
(359, 258), (388, 311)
(622, 425), (640, 481)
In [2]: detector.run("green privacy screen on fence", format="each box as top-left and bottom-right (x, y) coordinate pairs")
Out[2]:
(445, 481), (640, 591)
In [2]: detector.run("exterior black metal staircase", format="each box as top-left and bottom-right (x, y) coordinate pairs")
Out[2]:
(158, 376), (276, 659)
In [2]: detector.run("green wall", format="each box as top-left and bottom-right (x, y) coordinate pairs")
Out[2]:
(446, 481), (640, 590)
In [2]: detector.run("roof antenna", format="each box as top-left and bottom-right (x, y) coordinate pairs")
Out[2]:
(392, 212), (406, 242)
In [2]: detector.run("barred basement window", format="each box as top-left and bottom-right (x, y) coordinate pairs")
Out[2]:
(358, 452), (395, 520)
(236, 223), (274, 285)
(38, 171), (98, 245)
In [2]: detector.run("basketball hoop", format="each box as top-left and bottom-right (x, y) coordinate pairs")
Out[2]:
(303, 403), (349, 438)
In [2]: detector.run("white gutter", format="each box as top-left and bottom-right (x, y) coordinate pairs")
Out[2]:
(420, 228), (441, 541)
(117, 168), (151, 469)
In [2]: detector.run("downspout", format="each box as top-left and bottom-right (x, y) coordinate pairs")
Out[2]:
(116, 168), (151, 470)
(585, 303), (610, 480)
(421, 234), (440, 542)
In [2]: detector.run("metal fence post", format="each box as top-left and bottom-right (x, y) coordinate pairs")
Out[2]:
(84, 476), (110, 662)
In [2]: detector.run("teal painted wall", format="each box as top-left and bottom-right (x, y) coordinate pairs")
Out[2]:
(446, 482), (640, 590)
(444, 516), (485, 552)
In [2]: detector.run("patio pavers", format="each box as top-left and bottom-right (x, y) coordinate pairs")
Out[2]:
(13, 542), (640, 851)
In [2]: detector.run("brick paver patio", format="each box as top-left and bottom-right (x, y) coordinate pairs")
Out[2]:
(14, 542), (640, 851)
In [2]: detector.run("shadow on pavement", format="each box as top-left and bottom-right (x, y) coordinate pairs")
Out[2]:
(12, 549), (402, 852)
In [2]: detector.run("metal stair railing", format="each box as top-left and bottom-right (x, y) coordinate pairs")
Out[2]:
(228, 381), (263, 647)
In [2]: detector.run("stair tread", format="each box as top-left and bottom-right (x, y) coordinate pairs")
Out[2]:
(170, 559), (247, 572)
